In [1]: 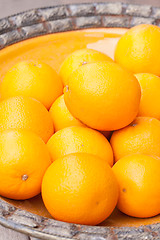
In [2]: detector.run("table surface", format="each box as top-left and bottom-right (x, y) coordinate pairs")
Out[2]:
(0, 0), (160, 239)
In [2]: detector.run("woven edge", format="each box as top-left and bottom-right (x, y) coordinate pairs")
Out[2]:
(0, 2), (159, 239)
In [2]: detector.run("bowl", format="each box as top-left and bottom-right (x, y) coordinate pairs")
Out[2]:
(0, 2), (160, 239)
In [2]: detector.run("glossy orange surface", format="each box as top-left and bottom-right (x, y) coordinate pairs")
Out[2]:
(0, 28), (159, 227)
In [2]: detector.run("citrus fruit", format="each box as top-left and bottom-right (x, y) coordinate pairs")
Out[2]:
(49, 94), (84, 132)
(110, 117), (160, 162)
(0, 129), (51, 200)
(64, 61), (141, 131)
(59, 48), (113, 85)
(113, 154), (160, 218)
(135, 73), (160, 120)
(0, 60), (63, 109)
(115, 24), (160, 75)
(47, 126), (113, 166)
(42, 152), (118, 225)
(0, 96), (54, 143)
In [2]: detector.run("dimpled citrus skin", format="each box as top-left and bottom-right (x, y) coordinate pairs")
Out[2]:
(47, 126), (113, 166)
(113, 154), (160, 218)
(59, 48), (113, 86)
(0, 96), (54, 143)
(42, 153), (118, 225)
(0, 61), (63, 109)
(49, 94), (84, 132)
(135, 73), (160, 120)
(115, 24), (160, 75)
(0, 129), (51, 200)
(64, 61), (141, 131)
(110, 117), (160, 162)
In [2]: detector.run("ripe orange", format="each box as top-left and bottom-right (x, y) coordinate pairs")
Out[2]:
(135, 73), (160, 120)
(64, 61), (141, 131)
(0, 60), (63, 109)
(115, 24), (160, 75)
(47, 126), (113, 166)
(113, 154), (160, 218)
(0, 96), (54, 143)
(59, 48), (113, 85)
(49, 94), (84, 132)
(0, 129), (51, 200)
(110, 117), (160, 162)
(42, 152), (118, 225)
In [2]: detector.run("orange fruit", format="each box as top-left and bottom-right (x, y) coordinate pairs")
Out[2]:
(0, 129), (51, 200)
(42, 152), (118, 225)
(59, 48), (113, 85)
(49, 94), (84, 132)
(64, 61), (141, 131)
(47, 126), (113, 166)
(110, 117), (160, 162)
(115, 24), (160, 75)
(0, 96), (54, 143)
(113, 154), (160, 218)
(135, 73), (160, 120)
(0, 60), (63, 109)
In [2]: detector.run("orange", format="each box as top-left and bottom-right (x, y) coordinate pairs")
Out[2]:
(64, 61), (141, 131)
(110, 117), (160, 162)
(42, 152), (118, 225)
(47, 126), (113, 166)
(49, 94), (84, 132)
(59, 48), (113, 85)
(0, 129), (51, 200)
(113, 154), (160, 218)
(115, 24), (160, 75)
(0, 60), (63, 109)
(135, 73), (160, 120)
(0, 96), (54, 143)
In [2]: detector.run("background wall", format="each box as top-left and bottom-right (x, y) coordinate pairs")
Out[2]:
(0, 0), (160, 19)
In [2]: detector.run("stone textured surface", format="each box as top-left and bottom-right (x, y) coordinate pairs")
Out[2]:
(0, 2), (159, 239)
(96, 2), (123, 15)
(125, 4), (152, 17)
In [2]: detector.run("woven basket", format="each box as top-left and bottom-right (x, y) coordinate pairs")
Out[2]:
(0, 2), (160, 239)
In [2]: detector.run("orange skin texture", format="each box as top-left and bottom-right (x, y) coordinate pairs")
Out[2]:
(0, 129), (51, 200)
(110, 117), (160, 162)
(135, 73), (160, 120)
(42, 153), (118, 225)
(64, 61), (141, 131)
(0, 61), (63, 109)
(49, 94), (84, 132)
(113, 154), (160, 218)
(115, 24), (160, 75)
(59, 48), (113, 86)
(0, 96), (54, 143)
(47, 126), (113, 166)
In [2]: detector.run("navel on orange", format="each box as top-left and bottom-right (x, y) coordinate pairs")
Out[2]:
(113, 154), (160, 218)
(0, 129), (51, 200)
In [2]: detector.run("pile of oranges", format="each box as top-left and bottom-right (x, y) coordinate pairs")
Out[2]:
(0, 24), (159, 226)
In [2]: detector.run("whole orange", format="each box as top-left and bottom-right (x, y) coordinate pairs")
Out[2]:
(49, 94), (84, 132)
(113, 154), (160, 218)
(0, 61), (63, 109)
(115, 24), (160, 75)
(64, 61), (141, 131)
(0, 129), (51, 200)
(42, 152), (118, 225)
(110, 117), (160, 162)
(59, 48), (113, 86)
(135, 73), (160, 120)
(47, 126), (113, 166)
(0, 96), (54, 143)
